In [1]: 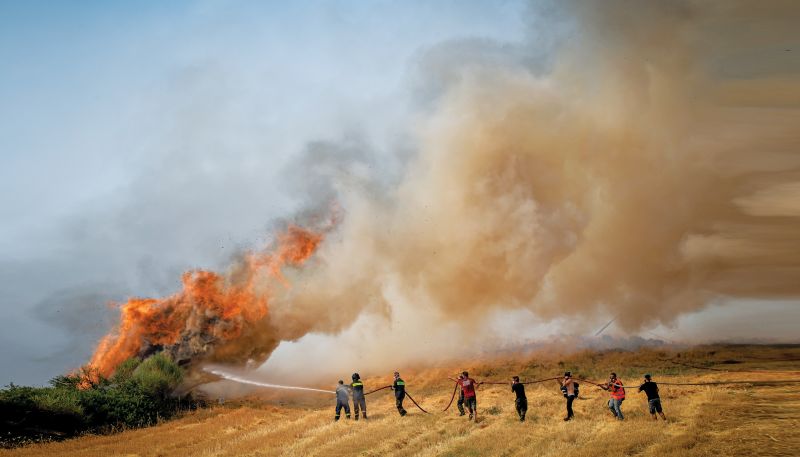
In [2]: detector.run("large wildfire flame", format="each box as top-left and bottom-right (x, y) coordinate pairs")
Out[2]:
(88, 225), (323, 379)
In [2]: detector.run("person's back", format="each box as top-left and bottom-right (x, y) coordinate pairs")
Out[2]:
(638, 379), (658, 400)
(334, 380), (351, 421)
(336, 384), (349, 402)
(512, 382), (526, 400)
(351, 373), (367, 420)
(511, 376), (527, 422)
(638, 374), (666, 420)
(460, 377), (477, 399)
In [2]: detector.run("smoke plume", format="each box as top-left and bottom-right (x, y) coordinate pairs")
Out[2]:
(90, 0), (800, 378)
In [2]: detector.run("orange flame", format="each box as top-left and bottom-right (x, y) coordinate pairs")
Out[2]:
(87, 225), (323, 379)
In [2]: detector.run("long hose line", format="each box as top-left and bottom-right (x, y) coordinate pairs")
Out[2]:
(442, 382), (459, 412)
(657, 379), (800, 386)
(478, 376), (561, 386)
(361, 384), (429, 413)
(405, 391), (429, 414)
(575, 377), (800, 388)
(364, 385), (393, 396)
(442, 376), (560, 412)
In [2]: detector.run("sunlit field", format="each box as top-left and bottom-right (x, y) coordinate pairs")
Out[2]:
(4, 344), (799, 457)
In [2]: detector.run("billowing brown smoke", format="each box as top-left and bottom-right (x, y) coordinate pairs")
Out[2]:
(91, 0), (800, 379)
(268, 0), (800, 344)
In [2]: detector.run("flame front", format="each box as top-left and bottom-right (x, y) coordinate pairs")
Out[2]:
(88, 225), (323, 379)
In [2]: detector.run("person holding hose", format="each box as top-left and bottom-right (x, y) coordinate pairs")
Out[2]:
(391, 372), (408, 416)
(457, 371), (478, 421)
(511, 376), (527, 422)
(447, 373), (467, 416)
(351, 373), (367, 420)
(334, 380), (351, 421)
(558, 371), (578, 421)
(638, 374), (666, 421)
(600, 372), (626, 420)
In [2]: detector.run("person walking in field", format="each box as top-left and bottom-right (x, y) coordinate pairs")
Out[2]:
(351, 373), (367, 420)
(391, 372), (408, 416)
(457, 371), (479, 421)
(558, 371), (578, 421)
(447, 373), (467, 416)
(511, 376), (527, 422)
(638, 374), (666, 421)
(334, 380), (351, 421)
(600, 372), (625, 420)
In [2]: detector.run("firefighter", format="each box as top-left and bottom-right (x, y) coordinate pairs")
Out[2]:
(638, 374), (666, 421)
(391, 372), (407, 416)
(351, 373), (367, 420)
(334, 380), (351, 421)
(457, 371), (478, 421)
(558, 371), (578, 421)
(600, 372), (626, 420)
(511, 376), (527, 422)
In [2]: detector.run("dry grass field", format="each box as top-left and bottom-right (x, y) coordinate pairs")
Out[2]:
(4, 345), (799, 457)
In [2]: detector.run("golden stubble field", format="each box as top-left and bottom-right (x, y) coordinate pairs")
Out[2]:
(4, 345), (799, 457)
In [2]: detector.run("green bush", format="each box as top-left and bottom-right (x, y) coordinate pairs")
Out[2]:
(132, 352), (183, 399)
(1, 353), (194, 448)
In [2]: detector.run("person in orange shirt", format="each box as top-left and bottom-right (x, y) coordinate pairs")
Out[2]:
(600, 372), (626, 420)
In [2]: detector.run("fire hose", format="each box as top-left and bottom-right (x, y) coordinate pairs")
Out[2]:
(405, 391), (430, 414)
(363, 384), (430, 414)
(442, 383), (459, 412)
(574, 377), (800, 388)
(443, 376), (561, 411)
(364, 385), (393, 395)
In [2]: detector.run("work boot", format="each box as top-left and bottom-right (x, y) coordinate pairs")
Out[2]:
(354, 414), (359, 421)
(362, 412), (368, 420)
(335, 416), (340, 421)
(520, 416), (525, 422)
(346, 414), (351, 420)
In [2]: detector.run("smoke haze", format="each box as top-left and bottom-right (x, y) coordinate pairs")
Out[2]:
(205, 0), (800, 383)
(265, 0), (800, 346)
(2, 1), (799, 385)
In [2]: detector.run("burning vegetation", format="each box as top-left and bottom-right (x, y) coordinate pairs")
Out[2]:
(87, 225), (323, 379)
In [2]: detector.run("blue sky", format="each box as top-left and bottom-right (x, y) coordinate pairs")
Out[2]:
(0, 0), (529, 384)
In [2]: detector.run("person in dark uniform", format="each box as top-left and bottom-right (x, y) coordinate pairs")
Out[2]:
(391, 371), (407, 416)
(334, 380), (351, 421)
(638, 374), (666, 421)
(351, 373), (367, 420)
(511, 376), (527, 422)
